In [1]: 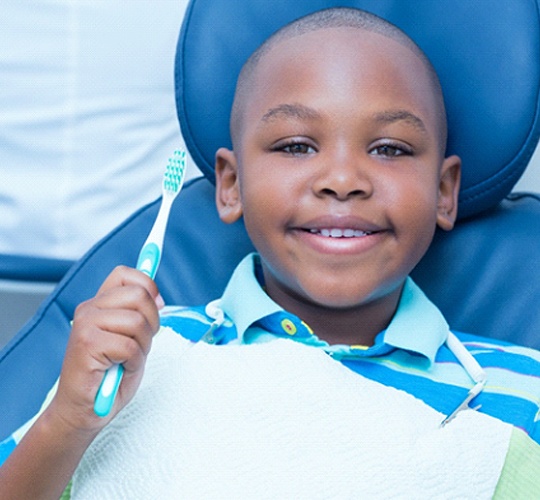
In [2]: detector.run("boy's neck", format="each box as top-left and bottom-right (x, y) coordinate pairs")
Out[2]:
(267, 288), (403, 347)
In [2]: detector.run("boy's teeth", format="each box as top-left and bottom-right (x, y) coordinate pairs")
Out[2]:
(312, 228), (370, 238)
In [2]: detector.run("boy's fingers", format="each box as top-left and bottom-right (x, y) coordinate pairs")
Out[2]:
(90, 285), (161, 332)
(59, 325), (147, 418)
(74, 300), (159, 362)
(91, 330), (147, 373)
(97, 265), (163, 307)
(90, 308), (155, 356)
(71, 324), (145, 370)
(56, 266), (165, 429)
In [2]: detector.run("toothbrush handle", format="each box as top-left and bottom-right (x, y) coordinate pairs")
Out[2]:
(136, 242), (161, 280)
(94, 364), (124, 417)
(93, 242), (161, 417)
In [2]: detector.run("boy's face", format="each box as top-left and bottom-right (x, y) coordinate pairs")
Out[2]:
(216, 27), (460, 315)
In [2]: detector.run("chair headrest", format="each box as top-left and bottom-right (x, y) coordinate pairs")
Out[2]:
(175, 0), (540, 219)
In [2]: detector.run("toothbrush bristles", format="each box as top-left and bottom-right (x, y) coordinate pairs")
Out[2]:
(164, 149), (186, 194)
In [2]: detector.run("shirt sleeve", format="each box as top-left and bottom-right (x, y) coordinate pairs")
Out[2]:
(493, 427), (540, 497)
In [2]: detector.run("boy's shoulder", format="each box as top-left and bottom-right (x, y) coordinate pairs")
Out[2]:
(450, 330), (540, 370)
(442, 331), (540, 443)
(159, 304), (238, 345)
(160, 305), (212, 339)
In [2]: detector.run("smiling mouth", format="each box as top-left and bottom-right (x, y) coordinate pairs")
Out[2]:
(306, 228), (374, 238)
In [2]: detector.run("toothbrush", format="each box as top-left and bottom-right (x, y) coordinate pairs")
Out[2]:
(94, 149), (187, 417)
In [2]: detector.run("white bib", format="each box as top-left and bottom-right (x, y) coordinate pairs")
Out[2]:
(73, 327), (511, 499)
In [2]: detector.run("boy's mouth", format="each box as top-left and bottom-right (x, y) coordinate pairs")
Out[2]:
(292, 217), (386, 256)
(307, 228), (373, 238)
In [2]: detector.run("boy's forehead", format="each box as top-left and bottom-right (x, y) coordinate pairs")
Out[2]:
(250, 28), (435, 114)
(255, 27), (427, 88)
(232, 26), (446, 152)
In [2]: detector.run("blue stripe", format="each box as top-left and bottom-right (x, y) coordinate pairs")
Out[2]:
(473, 351), (540, 375)
(160, 315), (209, 341)
(341, 357), (539, 435)
(160, 308), (238, 345)
(341, 358), (471, 416)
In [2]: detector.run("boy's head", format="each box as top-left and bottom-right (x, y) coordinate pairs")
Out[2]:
(215, 7), (461, 329)
(230, 8), (448, 155)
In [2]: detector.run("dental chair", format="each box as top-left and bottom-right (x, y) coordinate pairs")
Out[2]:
(0, 256), (72, 350)
(1, 0), (539, 442)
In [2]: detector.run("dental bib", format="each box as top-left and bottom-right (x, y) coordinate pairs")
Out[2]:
(73, 327), (511, 499)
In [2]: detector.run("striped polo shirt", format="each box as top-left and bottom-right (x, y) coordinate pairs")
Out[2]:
(1, 252), (539, 496)
(162, 253), (540, 444)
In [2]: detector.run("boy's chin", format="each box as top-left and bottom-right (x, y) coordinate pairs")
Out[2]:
(293, 282), (402, 312)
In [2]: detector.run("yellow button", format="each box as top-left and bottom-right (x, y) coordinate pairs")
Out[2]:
(281, 318), (297, 335)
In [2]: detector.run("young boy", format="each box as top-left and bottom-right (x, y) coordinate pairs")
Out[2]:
(1, 7), (539, 498)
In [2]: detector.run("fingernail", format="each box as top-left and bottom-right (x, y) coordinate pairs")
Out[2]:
(155, 293), (165, 310)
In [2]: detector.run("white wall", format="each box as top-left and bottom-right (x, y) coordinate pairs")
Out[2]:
(514, 141), (540, 193)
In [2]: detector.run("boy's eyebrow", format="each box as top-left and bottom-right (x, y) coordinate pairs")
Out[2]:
(373, 110), (427, 134)
(261, 103), (321, 122)
(259, 105), (428, 134)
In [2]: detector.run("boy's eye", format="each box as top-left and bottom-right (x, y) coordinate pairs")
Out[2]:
(370, 143), (412, 157)
(278, 142), (316, 156)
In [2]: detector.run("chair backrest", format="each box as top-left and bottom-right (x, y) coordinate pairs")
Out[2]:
(1, 0), (539, 441)
(178, 0), (540, 219)
(0, 256), (73, 348)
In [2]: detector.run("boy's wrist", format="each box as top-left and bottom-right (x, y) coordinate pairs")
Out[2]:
(42, 398), (102, 447)
(0, 399), (100, 499)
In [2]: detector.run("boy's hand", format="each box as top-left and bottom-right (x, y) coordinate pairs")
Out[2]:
(48, 265), (163, 435)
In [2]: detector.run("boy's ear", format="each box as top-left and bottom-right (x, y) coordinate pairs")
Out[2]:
(215, 147), (243, 224)
(436, 155), (461, 231)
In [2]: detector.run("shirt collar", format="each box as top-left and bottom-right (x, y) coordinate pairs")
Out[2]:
(383, 278), (449, 364)
(219, 253), (449, 364)
(219, 253), (282, 338)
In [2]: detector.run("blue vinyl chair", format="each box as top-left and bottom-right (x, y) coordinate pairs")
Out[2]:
(1, 0), (539, 442)
(0, 256), (73, 350)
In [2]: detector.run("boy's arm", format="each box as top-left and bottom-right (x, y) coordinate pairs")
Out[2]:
(0, 403), (98, 499)
(0, 266), (162, 499)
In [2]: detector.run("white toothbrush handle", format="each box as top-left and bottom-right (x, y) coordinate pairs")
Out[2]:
(93, 196), (174, 417)
(135, 195), (173, 279)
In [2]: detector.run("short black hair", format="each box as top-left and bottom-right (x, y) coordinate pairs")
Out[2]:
(231, 7), (447, 152)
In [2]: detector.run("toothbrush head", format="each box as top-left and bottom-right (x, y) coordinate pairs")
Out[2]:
(163, 149), (187, 195)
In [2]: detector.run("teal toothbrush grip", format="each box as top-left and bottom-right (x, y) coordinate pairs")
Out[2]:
(93, 243), (160, 417)
(136, 242), (161, 279)
(94, 364), (124, 418)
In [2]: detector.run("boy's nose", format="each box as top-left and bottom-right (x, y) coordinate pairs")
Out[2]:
(312, 154), (373, 201)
